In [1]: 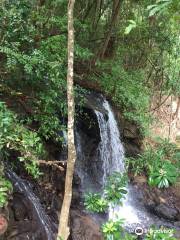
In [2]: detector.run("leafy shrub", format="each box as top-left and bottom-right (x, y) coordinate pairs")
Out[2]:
(126, 138), (179, 188)
(99, 62), (151, 133)
(123, 233), (137, 240)
(102, 219), (124, 240)
(148, 161), (178, 188)
(104, 172), (127, 204)
(0, 101), (45, 178)
(125, 156), (146, 176)
(0, 176), (12, 207)
(84, 172), (127, 213)
(84, 193), (108, 213)
(102, 218), (138, 240)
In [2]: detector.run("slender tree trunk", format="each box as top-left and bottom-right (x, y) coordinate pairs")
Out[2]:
(57, 1), (76, 240)
(96, 0), (122, 60)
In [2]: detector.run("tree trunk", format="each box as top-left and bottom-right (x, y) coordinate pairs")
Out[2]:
(57, 0), (76, 240)
(96, 0), (122, 60)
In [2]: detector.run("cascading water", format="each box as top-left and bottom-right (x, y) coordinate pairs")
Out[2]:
(6, 169), (56, 240)
(94, 99), (141, 225)
(95, 100), (124, 186)
(93, 97), (172, 231)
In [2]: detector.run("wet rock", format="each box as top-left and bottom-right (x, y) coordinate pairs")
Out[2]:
(76, 107), (101, 142)
(52, 170), (65, 193)
(124, 141), (141, 157)
(84, 92), (108, 118)
(155, 203), (178, 221)
(154, 204), (179, 221)
(114, 110), (142, 158)
(51, 195), (62, 211)
(73, 173), (81, 187)
(123, 124), (139, 139)
(11, 194), (29, 221)
(143, 186), (180, 222)
(72, 189), (81, 205)
(70, 210), (103, 240)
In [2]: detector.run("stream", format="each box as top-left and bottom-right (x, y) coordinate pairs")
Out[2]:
(6, 169), (56, 240)
(76, 96), (177, 234)
(5, 94), (178, 239)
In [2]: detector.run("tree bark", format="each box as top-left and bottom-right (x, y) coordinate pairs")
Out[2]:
(57, 0), (76, 240)
(95, 0), (122, 60)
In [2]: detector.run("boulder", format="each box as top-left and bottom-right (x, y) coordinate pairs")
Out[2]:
(124, 141), (141, 157)
(70, 210), (103, 240)
(143, 186), (180, 221)
(154, 204), (179, 221)
(84, 92), (108, 117)
(123, 125), (139, 139)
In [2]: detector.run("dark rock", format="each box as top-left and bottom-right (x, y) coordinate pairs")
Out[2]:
(84, 92), (108, 117)
(142, 184), (180, 223)
(52, 170), (65, 193)
(124, 141), (141, 157)
(70, 210), (103, 240)
(11, 194), (30, 221)
(123, 125), (138, 139)
(73, 173), (81, 186)
(51, 195), (62, 211)
(154, 204), (179, 221)
(72, 189), (81, 205)
(76, 106), (101, 143)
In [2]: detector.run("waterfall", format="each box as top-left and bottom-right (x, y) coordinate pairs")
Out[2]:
(95, 100), (124, 185)
(6, 169), (56, 240)
(93, 97), (165, 230)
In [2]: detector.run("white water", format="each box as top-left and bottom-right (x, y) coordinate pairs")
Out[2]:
(95, 100), (124, 185)
(6, 169), (55, 240)
(94, 98), (158, 229)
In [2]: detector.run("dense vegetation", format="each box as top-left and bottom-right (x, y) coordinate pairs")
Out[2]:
(0, 0), (180, 238)
(126, 138), (180, 188)
(0, 0), (179, 173)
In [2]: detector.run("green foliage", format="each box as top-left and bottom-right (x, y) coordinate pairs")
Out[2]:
(126, 138), (179, 188)
(102, 219), (124, 240)
(123, 233), (137, 240)
(147, 0), (173, 17)
(148, 161), (178, 188)
(104, 172), (127, 205)
(84, 193), (108, 213)
(84, 173), (127, 213)
(0, 165), (12, 207)
(156, 137), (177, 156)
(0, 0), (180, 140)
(100, 62), (151, 133)
(145, 227), (176, 240)
(0, 0), (89, 143)
(0, 101), (44, 178)
(125, 20), (137, 35)
(102, 218), (138, 240)
(0, 173), (12, 207)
